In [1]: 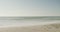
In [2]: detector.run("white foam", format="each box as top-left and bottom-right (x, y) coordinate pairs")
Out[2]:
(0, 20), (60, 28)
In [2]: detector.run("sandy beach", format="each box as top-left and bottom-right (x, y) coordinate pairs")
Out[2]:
(0, 22), (60, 32)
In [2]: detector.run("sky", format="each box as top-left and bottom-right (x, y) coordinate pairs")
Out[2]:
(0, 0), (60, 16)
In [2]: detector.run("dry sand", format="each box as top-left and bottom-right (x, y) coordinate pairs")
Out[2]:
(0, 23), (60, 32)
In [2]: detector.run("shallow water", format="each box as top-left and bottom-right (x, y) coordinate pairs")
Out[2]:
(0, 16), (60, 27)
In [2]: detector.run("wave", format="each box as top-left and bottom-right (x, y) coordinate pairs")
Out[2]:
(0, 16), (60, 20)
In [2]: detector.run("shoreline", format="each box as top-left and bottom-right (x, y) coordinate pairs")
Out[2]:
(0, 23), (60, 32)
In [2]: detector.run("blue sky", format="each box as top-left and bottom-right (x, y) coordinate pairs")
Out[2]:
(0, 0), (60, 16)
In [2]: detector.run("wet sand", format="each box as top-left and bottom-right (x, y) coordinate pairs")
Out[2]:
(0, 22), (60, 32)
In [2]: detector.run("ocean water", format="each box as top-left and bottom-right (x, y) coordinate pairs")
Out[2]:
(0, 16), (60, 27)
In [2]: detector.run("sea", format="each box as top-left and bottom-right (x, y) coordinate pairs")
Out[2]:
(0, 16), (60, 27)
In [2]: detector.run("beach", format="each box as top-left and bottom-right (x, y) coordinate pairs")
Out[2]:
(0, 21), (60, 32)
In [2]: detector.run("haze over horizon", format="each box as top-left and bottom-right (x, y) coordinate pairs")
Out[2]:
(0, 0), (60, 16)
